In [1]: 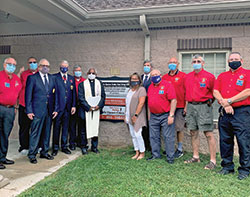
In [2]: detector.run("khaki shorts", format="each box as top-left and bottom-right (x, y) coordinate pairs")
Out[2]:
(174, 108), (185, 132)
(186, 103), (214, 132)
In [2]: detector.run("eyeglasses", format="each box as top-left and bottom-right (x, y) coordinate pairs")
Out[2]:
(192, 60), (202, 63)
(29, 61), (37, 64)
(88, 72), (95, 74)
(6, 63), (16, 66)
(40, 64), (50, 68)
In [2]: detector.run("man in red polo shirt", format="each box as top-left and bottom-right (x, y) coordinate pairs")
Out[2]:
(0, 57), (22, 169)
(163, 57), (186, 159)
(184, 54), (216, 170)
(214, 52), (250, 180)
(69, 65), (86, 151)
(18, 57), (38, 153)
(147, 69), (177, 164)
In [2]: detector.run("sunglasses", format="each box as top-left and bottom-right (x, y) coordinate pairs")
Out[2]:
(29, 61), (37, 64)
(40, 64), (50, 68)
(192, 60), (202, 63)
(88, 72), (96, 74)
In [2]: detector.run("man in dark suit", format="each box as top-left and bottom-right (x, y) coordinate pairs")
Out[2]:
(141, 60), (152, 151)
(78, 68), (106, 154)
(25, 58), (58, 164)
(52, 60), (76, 156)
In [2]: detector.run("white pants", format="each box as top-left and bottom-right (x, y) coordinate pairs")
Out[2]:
(128, 124), (145, 152)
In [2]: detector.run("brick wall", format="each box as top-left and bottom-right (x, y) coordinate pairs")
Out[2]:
(1, 25), (249, 154)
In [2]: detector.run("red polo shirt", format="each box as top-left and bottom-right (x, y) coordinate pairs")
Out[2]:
(214, 67), (250, 107)
(0, 70), (22, 106)
(75, 77), (85, 97)
(163, 70), (186, 108)
(147, 80), (176, 114)
(185, 69), (215, 102)
(19, 69), (37, 107)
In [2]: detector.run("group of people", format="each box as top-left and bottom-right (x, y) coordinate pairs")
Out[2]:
(125, 52), (250, 180)
(0, 57), (105, 168)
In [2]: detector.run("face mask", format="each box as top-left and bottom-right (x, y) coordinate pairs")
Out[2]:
(151, 75), (161, 84)
(60, 67), (68, 73)
(88, 74), (96, 80)
(74, 71), (82, 77)
(130, 81), (140, 87)
(144, 66), (151, 74)
(168, 63), (177, 71)
(41, 66), (50, 74)
(193, 63), (202, 70)
(6, 63), (16, 73)
(29, 63), (38, 70)
(229, 61), (241, 70)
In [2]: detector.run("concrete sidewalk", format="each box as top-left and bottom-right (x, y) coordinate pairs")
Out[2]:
(0, 139), (81, 197)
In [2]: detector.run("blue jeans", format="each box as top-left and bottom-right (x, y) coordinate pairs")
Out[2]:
(218, 106), (250, 175)
(0, 105), (15, 162)
(149, 112), (175, 161)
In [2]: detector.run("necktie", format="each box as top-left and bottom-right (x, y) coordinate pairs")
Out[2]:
(63, 75), (67, 83)
(143, 75), (148, 86)
(44, 75), (49, 93)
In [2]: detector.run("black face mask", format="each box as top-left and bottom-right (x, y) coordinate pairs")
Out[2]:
(130, 81), (140, 87)
(229, 61), (241, 70)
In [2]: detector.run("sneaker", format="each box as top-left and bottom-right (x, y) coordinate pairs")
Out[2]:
(174, 150), (184, 159)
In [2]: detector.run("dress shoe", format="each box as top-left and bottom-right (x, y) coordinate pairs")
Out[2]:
(29, 158), (37, 164)
(52, 150), (58, 156)
(40, 154), (54, 160)
(18, 147), (24, 152)
(217, 169), (235, 175)
(166, 160), (174, 164)
(69, 145), (76, 151)
(0, 163), (6, 169)
(91, 148), (100, 154)
(81, 148), (88, 155)
(147, 156), (161, 161)
(238, 173), (249, 180)
(62, 148), (71, 154)
(3, 159), (15, 165)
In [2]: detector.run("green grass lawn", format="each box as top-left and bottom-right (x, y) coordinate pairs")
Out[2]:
(20, 148), (250, 197)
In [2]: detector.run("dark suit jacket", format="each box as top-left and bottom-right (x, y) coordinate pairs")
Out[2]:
(53, 72), (76, 112)
(25, 72), (58, 118)
(141, 74), (151, 92)
(78, 78), (106, 119)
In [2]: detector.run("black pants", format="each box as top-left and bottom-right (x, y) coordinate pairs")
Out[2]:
(18, 105), (31, 150)
(142, 99), (151, 151)
(218, 106), (250, 175)
(0, 105), (15, 162)
(69, 108), (81, 147)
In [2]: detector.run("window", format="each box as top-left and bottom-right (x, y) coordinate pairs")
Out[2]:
(179, 50), (230, 120)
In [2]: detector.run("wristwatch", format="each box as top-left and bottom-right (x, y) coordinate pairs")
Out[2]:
(227, 99), (232, 105)
(169, 114), (175, 118)
(134, 114), (138, 117)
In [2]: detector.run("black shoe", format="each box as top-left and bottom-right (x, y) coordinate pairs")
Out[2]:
(52, 150), (58, 156)
(238, 173), (249, 180)
(40, 154), (54, 160)
(2, 159), (15, 165)
(174, 150), (184, 159)
(81, 148), (88, 155)
(91, 148), (100, 154)
(166, 160), (174, 164)
(29, 158), (37, 164)
(62, 148), (71, 154)
(18, 147), (24, 152)
(218, 169), (235, 175)
(147, 156), (161, 161)
(69, 145), (76, 151)
(0, 163), (6, 169)
(163, 151), (166, 155)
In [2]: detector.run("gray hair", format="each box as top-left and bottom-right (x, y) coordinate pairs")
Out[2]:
(39, 58), (50, 66)
(73, 65), (81, 70)
(87, 67), (97, 74)
(229, 52), (243, 60)
(192, 54), (204, 62)
(60, 60), (69, 66)
(4, 57), (16, 64)
(143, 60), (153, 67)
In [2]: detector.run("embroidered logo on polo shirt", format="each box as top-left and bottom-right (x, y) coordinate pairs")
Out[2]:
(15, 81), (19, 87)
(159, 90), (164, 94)
(160, 86), (164, 89)
(239, 75), (244, 79)
(5, 82), (10, 88)
(201, 78), (206, 83)
(175, 77), (179, 82)
(236, 79), (244, 86)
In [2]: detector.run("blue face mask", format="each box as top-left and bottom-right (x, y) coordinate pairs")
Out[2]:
(130, 81), (140, 87)
(29, 63), (38, 70)
(151, 75), (161, 84)
(60, 67), (68, 73)
(168, 63), (177, 71)
(193, 63), (202, 70)
(6, 63), (16, 73)
(74, 71), (82, 77)
(144, 66), (151, 74)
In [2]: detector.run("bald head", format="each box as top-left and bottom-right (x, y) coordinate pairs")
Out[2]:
(168, 57), (178, 64)
(151, 69), (161, 76)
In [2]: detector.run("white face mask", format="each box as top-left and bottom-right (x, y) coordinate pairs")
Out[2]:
(88, 73), (96, 80)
